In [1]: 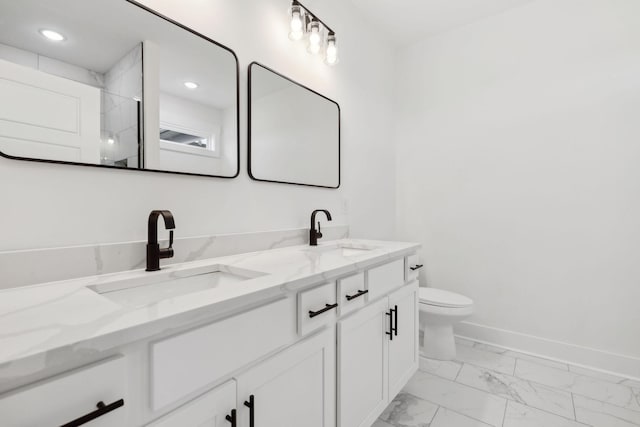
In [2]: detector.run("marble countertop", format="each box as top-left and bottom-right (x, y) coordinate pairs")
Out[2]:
(0, 239), (419, 380)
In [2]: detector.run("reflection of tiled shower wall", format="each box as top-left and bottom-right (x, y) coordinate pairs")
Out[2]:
(101, 44), (143, 168)
(0, 42), (104, 87)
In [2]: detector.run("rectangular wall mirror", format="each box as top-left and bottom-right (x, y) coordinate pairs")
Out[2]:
(248, 62), (340, 188)
(0, 0), (239, 178)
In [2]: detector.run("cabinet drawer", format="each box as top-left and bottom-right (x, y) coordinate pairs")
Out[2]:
(0, 356), (127, 427)
(406, 254), (422, 282)
(147, 380), (236, 427)
(338, 272), (367, 316)
(367, 259), (405, 300)
(151, 297), (296, 410)
(298, 282), (337, 336)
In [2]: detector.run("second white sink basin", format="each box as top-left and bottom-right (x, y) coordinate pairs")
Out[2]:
(89, 265), (265, 308)
(304, 242), (380, 257)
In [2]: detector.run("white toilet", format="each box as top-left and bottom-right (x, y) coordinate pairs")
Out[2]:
(419, 287), (474, 360)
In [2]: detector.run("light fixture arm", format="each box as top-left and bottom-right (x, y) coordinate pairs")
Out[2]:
(292, 0), (335, 35)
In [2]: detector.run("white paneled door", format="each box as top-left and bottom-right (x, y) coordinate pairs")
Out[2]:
(0, 58), (100, 163)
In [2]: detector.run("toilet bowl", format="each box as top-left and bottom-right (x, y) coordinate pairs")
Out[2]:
(419, 287), (473, 360)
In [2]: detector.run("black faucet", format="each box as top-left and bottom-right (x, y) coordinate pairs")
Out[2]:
(146, 210), (175, 271)
(310, 209), (332, 246)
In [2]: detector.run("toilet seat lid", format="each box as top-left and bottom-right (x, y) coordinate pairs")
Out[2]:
(419, 287), (473, 308)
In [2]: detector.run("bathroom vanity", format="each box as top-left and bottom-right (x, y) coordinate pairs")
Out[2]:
(0, 239), (420, 427)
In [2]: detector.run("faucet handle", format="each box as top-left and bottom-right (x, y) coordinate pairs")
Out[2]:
(317, 222), (323, 239)
(169, 230), (174, 248)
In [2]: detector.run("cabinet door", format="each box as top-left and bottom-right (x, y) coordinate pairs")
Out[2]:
(236, 328), (335, 427)
(388, 281), (419, 398)
(337, 298), (389, 427)
(147, 380), (236, 427)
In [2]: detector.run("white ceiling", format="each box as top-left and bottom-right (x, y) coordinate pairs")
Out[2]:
(349, 0), (535, 46)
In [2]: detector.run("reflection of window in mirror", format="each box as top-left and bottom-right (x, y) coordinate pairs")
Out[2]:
(155, 92), (225, 174)
(158, 124), (220, 159)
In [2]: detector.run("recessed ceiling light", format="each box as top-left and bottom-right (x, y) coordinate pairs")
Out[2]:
(184, 81), (199, 90)
(39, 29), (65, 42)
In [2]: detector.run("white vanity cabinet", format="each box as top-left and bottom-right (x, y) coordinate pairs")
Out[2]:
(0, 247), (420, 427)
(235, 328), (336, 427)
(337, 281), (419, 427)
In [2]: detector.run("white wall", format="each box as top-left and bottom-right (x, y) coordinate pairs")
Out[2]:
(0, 0), (396, 251)
(395, 0), (640, 374)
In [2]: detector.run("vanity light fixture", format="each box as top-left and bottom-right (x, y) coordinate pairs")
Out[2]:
(287, 1), (338, 66)
(183, 81), (199, 90)
(39, 29), (65, 42)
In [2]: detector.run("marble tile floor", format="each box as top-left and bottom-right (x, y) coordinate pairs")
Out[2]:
(373, 337), (640, 427)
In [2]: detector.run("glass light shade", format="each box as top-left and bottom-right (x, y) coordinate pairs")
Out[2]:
(307, 21), (321, 54)
(288, 5), (303, 41)
(290, 9), (302, 31)
(325, 35), (338, 65)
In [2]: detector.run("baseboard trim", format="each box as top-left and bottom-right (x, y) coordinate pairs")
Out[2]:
(456, 321), (640, 380)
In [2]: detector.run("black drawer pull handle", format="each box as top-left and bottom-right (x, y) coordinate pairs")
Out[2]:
(225, 409), (237, 426)
(244, 395), (255, 427)
(345, 289), (368, 301)
(386, 308), (394, 341)
(410, 264), (424, 271)
(309, 303), (338, 318)
(60, 399), (124, 427)
(393, 304), (398, 336)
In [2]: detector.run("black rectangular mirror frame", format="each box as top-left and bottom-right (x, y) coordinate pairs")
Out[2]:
(247, 62), (341, 189)
(0, 0), (240, 179)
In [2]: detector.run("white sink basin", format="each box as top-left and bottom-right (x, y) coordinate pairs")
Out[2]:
(89, 265), (265, 308)
(304, 242), (380, 257)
